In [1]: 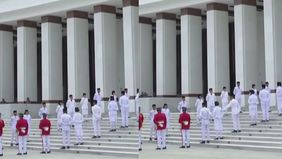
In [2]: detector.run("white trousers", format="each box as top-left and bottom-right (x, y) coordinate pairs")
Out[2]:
(0, 136), (2, 154)
(250, 113), (257, 124)
(62, 129), (70, 147)
(121, 107), (129, 127)
(208, 104), (214, 114)
(181, 129), (190, 146)
(201, 124), (210, 141)
(109, 113), (117, 130)
(75, 125), (83, 143)
(149, 122), (156, 138)
(10, 128), (18, 144)
(277, 99), (282, 114)
(42, 135), (50, 152)
(261, 101), (270, 120)
(18, 136), (27, 154)
(156, 130), (166, 148)
(232, 114), (241, 130)
(138, 130), (142, 149)
(93, 119), (101, 136)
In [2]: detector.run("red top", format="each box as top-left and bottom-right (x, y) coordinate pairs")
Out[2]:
(154, 112), (167, 130)
(39, 118), (51, 135)
(138, 113), (144, 130)
(0, 119), (5, 136)
(16, 118), (29, 136)
(178, 112), (191, 130)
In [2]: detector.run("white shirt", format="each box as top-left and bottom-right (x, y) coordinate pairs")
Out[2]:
(195, 99), (203, 115)
(108, 101), (118, 113)
(119, 95), (129, 108)
(80, 97), (89, 109)
(162, 108), (170, 122)
(135, 93), (140, 107)
(23, 114), (32, 126)
(199, 107), (211, 124)
(56, 105), (64, 119)
(148, 109), (157, 122)
(38, 107), (48, 118)
(276, 86), (282, 99)
(92, 105), (102, 120)
(259, 89), (270, 102)
(72, 112), (84, 125)
(233, 86), (242, 99)
(213, 106), (224, 119)
(248, 94), (259, 106)
(252, 88), (258, 96)
(225, 99), (240, 115)
(66, 99), (76, 113)
(220, 91), (229, 103)
(10, 115), (19, 129)
(265, 86), (271, 93)
(93, 93), (102, 106)
(60, 113), (72, 131)
(206, 93), (216, 106)
(178, 100), (188, 112)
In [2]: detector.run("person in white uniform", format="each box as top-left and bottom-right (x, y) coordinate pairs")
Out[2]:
(162, 103), (170, 135)
(199, 104), (211, 144)
(66, 95), (76, 118)
(206, 88), (216, 113)
(178, 96), (188, 113)
(233, 81), (242, 110)
(248, 90), (259, 126)
(72, 107), (84, 145)
(108, 96), (118, 132)
(276, 82), (282, 116)
(23, 110), (31, 141)
(92, 100), (102, 138)
(259, 84), (270, 122)
(60, 108), (72, 149)
(80, 93), (89, 120)
(195, 95), (203, 125)
(93, 88), (102, 106)
(224, 95), (241, 133)
(213, 101), (224, 140)
(265, 82), (271, 93)
(135, 88), (140, 117)
(10, 110), (18, 146)
(38, 102), (48, 119)
(56, 101), (64, 131)
(110, 90), (118, 102)
(119, 91), (129, 128)
(148, 104), (157, 141)
(220, 86), (229, 109)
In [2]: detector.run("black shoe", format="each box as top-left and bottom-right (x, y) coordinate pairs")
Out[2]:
(238, 130), (241, 133)
(279, 114), (282, 116)
(254, 123), (257, 126)
(47, 151), (51, 154)
(179, 146), (185, 149)
(186, 145), (191, 148)
(206, 141), (210, 143)
(0, 154), (3, 157)
(16, 153), (22, 156)
(23, 152), (27, 155)
(40, 151), (46, 154)
(74, 143), (79, 146)
(10, 143), (13, 147)
(125, 126), (129, 128)
(92, 136), (97, 139)
(162, 147), (167, 150)
(15, 143), (18, 146)
(200, 141), (205, 144)
(67, 146), (70, 149)
(156, 148), (161, 150)
(138, 148), (142, 151)
(266, 120), (269, 122)
(80, 143), (84, 145)
(61, 146), (66, 149)
(214, 138), (219, 140)
(110, 129), (114, 132)
(120, 126), (125, 128)
(232, 130), (237, 133)
(149, 137), (152, 141)
(220, 137), (224, 139)
(98, 136), (101, 138)
(261, 120), (266, 123)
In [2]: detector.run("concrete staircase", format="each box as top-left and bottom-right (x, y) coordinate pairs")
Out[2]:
(2, 116), (139, 158)
(141, 111), (282, 152)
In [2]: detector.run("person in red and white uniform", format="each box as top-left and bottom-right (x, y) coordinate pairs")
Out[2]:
(178, 107), (191, 148)
(154, 107), (167, 150)
(0, 113), (5, 156)
(16, 113), (29, 155)
(39, 113), (51, 154)
(138, 107), (144, 151)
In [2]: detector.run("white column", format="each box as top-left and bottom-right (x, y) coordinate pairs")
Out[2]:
(17, 20), (38, 102)
(234, 0), (257, 106)
(139, 17), (153, 96)
(123, 0), (139, 96)
(207, 3), (229, 95)
(0, 25), (14, 102)
(94, 5), (117, 112)
(156, 13), (177, 96)
(66, 11), (89, 99)
(264, 0), (282, 106)
(41, 16), (63, 103)
(180, 8), (202, 104)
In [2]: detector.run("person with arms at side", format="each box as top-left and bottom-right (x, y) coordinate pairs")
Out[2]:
(178, 96), (188, 113)
(206, 88), (216, 113)
(66, 95), (76, 118)
(119, 91), (129, 128)
(60, 108), (72, 149)
(93, 88), (102, 106)
(220, 86), (229, 109)
(72, 107), (84, 145)
(80, 93), (89, 120)
(276, 82), (282, 116)
(248, 90), (259, 126)
(213, 101), (224, 140)
(38, 102), (48, 119)
(195, 95), (203, 125)
(259, 84), (270, 122)
(92, 100), (102, 138)
(148, 104), (157, 141)
(10, 110), (18, 147)
(56, 101), (64, 131)
(199, 103), (211, 144)
(108, 96), (118, 132)
(138, 107), (144, 151)
(23, 110), (31, 141)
